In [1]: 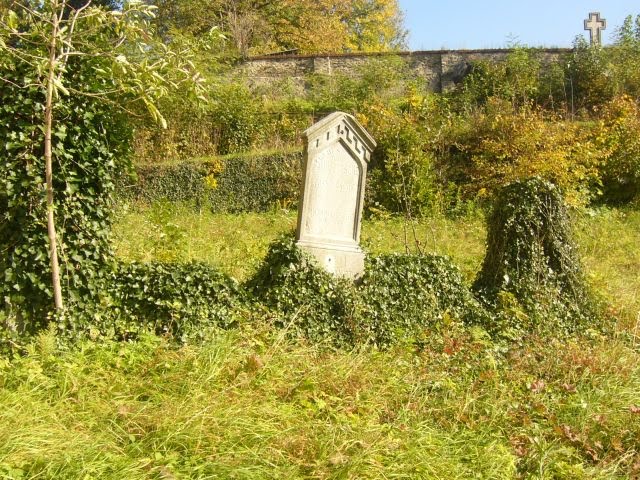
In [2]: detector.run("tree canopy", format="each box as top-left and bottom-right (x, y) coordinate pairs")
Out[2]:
(146, 0), (407, 56)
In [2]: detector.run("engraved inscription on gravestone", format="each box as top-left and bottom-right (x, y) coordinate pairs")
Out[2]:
(296, 112), (376, 279)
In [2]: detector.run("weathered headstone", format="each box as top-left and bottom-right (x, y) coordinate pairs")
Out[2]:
(584, 12), (606, 46)
(296, 112), (376, 280)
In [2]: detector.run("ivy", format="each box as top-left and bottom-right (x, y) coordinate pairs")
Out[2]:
(56, 261), (243, 344)
(0, 60), (132, 329)
(360, 253), (492, 346)
(246, 236), (359, 347)
(473, 178), (606, 336)
(246, 237), (491, 348)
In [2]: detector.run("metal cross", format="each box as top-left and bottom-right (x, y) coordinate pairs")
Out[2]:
(584, 12), (606, 46)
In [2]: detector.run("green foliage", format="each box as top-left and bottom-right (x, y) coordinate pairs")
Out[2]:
(246, 236), (359, 347)
(474, 178), (603, 336)
(455, 48), (543, 110)
(3, 259), (244, 351)
(362, 100), (440, 215)
(308, 56), (418, 113)
(597, 95), (640, 203)
(566, 37), (616, 114)
(121, 151), (302, 213)
(359, 253), (491, 346)
(246, 237), (491, 348)
(208, 151), (302, 212)
(210, 83), (267, 155)
(0, 0), (204, 329)
(119, 161), (216, 207)
(104, 261), (242, 342)
(611, 15), (640, 99)
(0, 61), (132, 327)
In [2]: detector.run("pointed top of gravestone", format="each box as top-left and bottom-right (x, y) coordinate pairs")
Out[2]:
(304, 112), (377, 159)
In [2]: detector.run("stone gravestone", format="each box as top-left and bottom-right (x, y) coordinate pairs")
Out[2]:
(296, 112), (376, 280)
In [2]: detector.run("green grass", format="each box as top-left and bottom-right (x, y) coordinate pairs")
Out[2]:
(575, 208), (640, 331)
(112, 203), (487, 283)
(112, 203), (639, 325)
(1, 324), (639, 479)
(2, 205), (639, 479)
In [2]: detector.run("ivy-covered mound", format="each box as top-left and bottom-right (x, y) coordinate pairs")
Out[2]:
(57, 261), (243, 344)
(473, 178), (602, 335)
(360, 254), (492, 347)
(246, 237), (359, 347)
(247, 236), (492, 347)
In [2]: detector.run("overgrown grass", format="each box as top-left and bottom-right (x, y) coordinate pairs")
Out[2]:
(575, 208), (640, 331)
(112, 203), (486, 283)
(1, 323), (639, 479)
(112, 203), (640, 328)
(2, 206), (638, 478)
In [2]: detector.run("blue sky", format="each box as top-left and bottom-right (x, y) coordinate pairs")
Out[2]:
(399, 0), (639, 50)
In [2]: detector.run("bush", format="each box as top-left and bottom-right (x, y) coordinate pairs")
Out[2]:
(473, 178), (603, 336)
(597, 95), (640, 204)
(565, 37), (616, 114)
(440, 98), (602, 204)
(360, 253), (491, 347)
(454, 48), (543, 111)
(360, 91), (461, 215)
(246, 236), (359, 347)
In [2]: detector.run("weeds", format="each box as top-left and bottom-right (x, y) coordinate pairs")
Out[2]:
(1, 325), (638, 478)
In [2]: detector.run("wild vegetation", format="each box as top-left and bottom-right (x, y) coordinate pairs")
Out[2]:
(1, 1), (640, 478)
(1, 207), (639, 478)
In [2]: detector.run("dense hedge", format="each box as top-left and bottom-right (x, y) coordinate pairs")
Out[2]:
(119, 151), (302, 212)
(55, 261), (243, 344)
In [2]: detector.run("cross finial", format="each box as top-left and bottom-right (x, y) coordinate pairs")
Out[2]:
(584, 12), (606, 46)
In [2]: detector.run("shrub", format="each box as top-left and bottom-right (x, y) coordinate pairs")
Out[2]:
(473, 178), (603, 336)
(246, 236), (359, 347)
(210, 83), (267, 155)
(246, 236), (493, 348)
(597, 95), (640, 204)
(440, 98), (601, 204)
(565, 37), (615, 114)
(360, 253), (491, 347)
(57, 261), (244, 344)
(454, 48), (542, 111)
(118, 161), (219, 207)
(361, 96), (449, 215)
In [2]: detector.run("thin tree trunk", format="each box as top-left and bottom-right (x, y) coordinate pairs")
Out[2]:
(45, 2), (64, 311)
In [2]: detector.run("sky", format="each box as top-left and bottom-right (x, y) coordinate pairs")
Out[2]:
(399, 0), (639, 51)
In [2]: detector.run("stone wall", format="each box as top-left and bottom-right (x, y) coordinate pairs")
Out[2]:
(239, 49), (571, 93)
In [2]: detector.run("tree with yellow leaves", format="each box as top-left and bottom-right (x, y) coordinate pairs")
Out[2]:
(146, 0), (406, 56)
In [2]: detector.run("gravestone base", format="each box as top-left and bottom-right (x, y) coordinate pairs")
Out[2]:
(297, 241), (365, 280)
